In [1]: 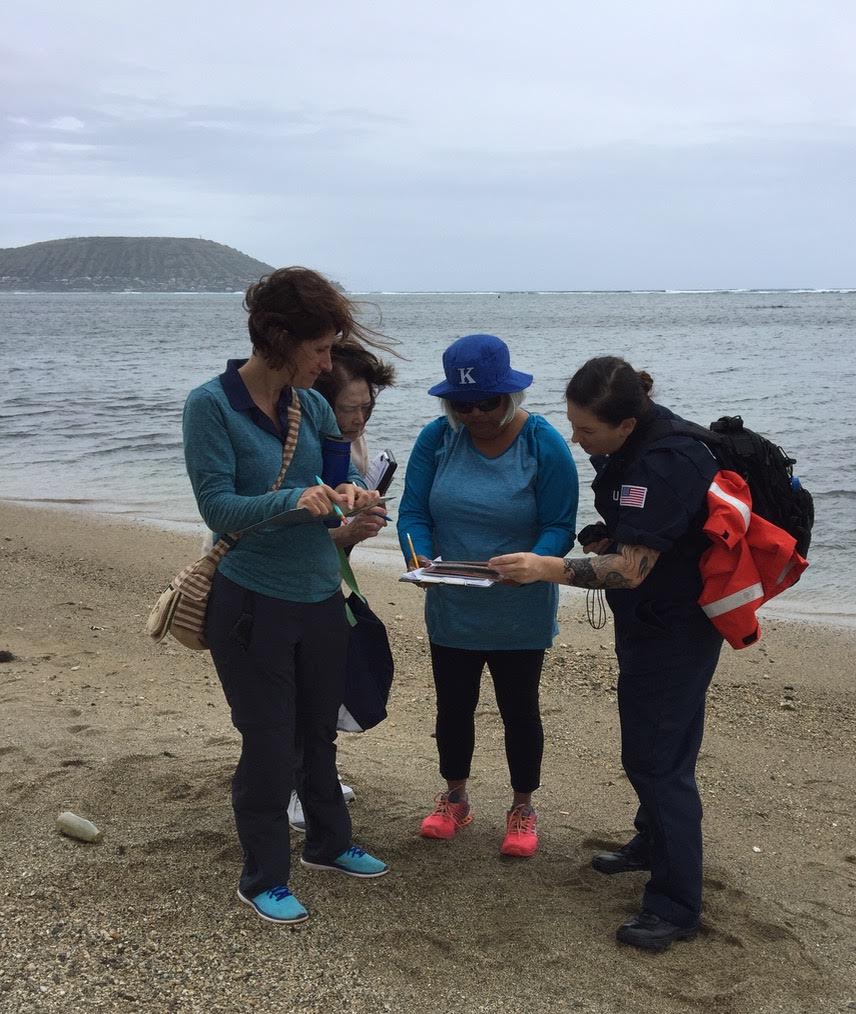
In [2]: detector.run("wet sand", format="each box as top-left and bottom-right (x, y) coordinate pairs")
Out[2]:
(0, 501), (854, 1013)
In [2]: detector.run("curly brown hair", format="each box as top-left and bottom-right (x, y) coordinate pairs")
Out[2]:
(243, 266), (392, 371)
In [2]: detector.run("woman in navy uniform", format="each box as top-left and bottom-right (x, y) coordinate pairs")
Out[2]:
(490, 356), (723, 951)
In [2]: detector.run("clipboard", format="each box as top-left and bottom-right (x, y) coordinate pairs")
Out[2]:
(365, 449), (397, 495)
(239, 496), (395, 536)
(399, 559), (501, 589)
(423, 561), (501, 579)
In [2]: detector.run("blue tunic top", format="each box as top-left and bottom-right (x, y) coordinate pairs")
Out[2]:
(397, 414), (578, 650)
(183, 364), (362, 603)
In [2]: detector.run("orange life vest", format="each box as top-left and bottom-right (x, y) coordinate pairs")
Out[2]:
(698, 470), (808, 648)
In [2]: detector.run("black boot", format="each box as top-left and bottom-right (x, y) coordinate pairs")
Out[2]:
(591, 842), (650, 875)
(616, 910), (698, 951)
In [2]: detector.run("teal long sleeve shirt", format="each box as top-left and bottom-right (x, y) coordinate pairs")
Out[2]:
(183, 370), (362, 602)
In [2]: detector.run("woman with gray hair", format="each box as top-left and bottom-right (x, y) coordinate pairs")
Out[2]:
(397, 333), (578, 857)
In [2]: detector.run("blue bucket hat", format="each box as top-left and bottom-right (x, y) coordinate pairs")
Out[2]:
(427, 334), (533, 401)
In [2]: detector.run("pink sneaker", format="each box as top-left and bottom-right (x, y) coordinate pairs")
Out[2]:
(500, 805), (538, 857)
(419, 791), (473, 840)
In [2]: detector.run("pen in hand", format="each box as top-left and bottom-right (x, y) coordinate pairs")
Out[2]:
(314, 475), (349, 525)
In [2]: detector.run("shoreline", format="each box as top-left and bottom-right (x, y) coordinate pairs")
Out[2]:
(1, 501), (854, 1013)
(3, 493), (854, 632)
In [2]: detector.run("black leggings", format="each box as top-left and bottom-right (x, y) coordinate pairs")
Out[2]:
(429, 643), (546, 794)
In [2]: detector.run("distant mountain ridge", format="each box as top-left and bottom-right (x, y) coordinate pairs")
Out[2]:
(0, 237), (276, 292)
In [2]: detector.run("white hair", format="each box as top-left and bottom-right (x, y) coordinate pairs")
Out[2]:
(441, 390), (526, 431)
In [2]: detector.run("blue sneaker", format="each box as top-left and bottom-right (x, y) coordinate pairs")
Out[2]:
(237, 885), (309, 924)
(300, 845), (389, 878)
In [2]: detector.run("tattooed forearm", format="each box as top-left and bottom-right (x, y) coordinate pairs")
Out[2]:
(631, 544), (654, 580)
(563, 557), (597, 586)
(563, 557), (634, 588)
(562, 543), (659, 589)
(603, 569), (633, 588)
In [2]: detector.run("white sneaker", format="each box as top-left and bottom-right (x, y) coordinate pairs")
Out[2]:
(288, 785), (354, 833)
(287, 791), (306, 833)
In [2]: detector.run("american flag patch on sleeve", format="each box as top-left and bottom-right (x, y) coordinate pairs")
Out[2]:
(619, 484), (648, 508)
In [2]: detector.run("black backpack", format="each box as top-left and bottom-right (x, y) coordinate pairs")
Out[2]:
(645, 415), (814, 558)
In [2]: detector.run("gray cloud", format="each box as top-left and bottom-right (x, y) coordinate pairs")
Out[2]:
(2, 1), (855, 289)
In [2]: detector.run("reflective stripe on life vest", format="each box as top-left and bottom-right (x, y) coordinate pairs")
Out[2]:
(698, 470), (807, 648)
(701, 582), (764, 619)
(708, 478), (751, 533)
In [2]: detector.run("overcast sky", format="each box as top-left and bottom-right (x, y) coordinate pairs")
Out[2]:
(2, 1), (854, 290)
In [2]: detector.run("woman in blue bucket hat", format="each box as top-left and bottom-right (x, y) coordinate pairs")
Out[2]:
(397, 334), (579, 857)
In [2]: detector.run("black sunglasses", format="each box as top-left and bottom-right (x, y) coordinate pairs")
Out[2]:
(450, 395), (503, 415)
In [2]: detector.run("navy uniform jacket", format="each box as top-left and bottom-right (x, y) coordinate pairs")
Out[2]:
(590, 403), (718, 652)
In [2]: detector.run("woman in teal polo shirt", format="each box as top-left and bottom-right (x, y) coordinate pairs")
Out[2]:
(183, 267), (389, 925)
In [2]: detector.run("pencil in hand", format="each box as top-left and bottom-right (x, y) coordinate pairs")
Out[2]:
(406, 532), (420, 570)
(314, 475), (349, 525)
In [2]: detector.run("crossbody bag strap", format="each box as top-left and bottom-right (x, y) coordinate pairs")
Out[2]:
(268, 389), (302, 491)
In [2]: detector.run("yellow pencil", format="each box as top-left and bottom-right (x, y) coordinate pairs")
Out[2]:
(406, 532), (420, 570)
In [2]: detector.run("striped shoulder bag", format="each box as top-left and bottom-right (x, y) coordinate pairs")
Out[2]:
(146, 391), (302, 650)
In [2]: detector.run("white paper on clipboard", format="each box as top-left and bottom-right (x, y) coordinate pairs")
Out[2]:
(399, 558), (500, 589)
(365, 449), (397, 494)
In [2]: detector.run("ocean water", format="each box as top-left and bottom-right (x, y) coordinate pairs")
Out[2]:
(1, 290), (853, 625)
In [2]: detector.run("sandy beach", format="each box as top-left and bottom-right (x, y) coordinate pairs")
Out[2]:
(0, 501), (853, 1014)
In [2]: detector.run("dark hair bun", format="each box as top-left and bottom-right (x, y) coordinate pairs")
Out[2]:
(565, 355), (653, 425)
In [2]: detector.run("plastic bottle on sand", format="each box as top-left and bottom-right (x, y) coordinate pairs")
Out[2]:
(56, 811), (104, 843)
